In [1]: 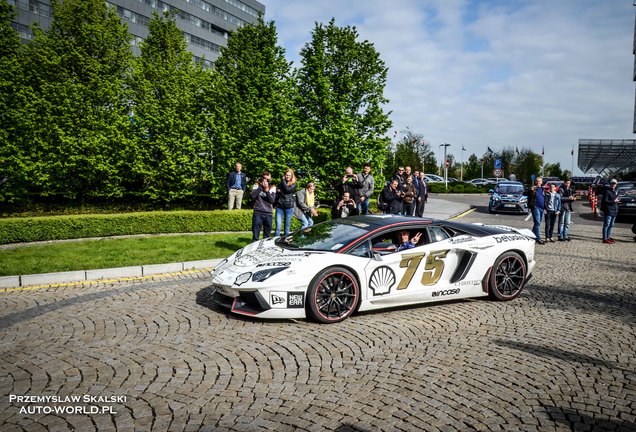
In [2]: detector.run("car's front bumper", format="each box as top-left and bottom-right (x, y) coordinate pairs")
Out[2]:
(490, 201), (528, 213)
(210, 285), (307, 320)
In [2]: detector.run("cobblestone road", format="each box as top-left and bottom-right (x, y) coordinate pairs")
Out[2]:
(0, 213), (634, 431)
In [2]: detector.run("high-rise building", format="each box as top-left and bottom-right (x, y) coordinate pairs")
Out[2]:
(8, 0), (265, 67)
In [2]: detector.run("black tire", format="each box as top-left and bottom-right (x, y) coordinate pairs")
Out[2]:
(488, 251), (527, 301)
(307, 267), (359, 323)
(488, 206), (495, 214)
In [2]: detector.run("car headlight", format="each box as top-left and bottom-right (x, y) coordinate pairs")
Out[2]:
(252, 267), (287, 282)
(519, 197), (527, 203)
(211, 259), (228, 277)
(234, 272), (252, 286)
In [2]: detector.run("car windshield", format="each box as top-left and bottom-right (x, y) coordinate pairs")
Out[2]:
(495, 185), (524, 194)
(276, 220), (369, 252)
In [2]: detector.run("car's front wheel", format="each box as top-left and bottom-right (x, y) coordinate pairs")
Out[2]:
(307, 267), (359, 323)
(488, 251), (527, 301)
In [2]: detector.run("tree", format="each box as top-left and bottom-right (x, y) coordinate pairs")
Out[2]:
(0, 0), (28, 202)
(543, 162), (563, 179)
(514, 149), (543, 184)
(464, 154), (482, 180)
(205, 18), (296, 195)
(387, 129), (435, 175)
(295, 19), (392, 188)
(20, 0), (134, 200)
(130, 11), (209, 202)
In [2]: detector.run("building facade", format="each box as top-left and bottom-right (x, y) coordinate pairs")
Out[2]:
(8, 0), (265, 67)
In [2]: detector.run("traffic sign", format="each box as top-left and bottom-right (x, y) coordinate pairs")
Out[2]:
(494, 168), (503, 177)
(494, 159), (502, 169)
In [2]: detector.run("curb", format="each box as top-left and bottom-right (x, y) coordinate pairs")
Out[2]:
(0, 259), (222, 289)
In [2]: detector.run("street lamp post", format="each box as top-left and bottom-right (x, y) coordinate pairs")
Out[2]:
(439, 143), (451, 189)
(460, 146), (465, 182)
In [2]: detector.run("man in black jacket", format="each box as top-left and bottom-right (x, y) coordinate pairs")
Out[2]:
(250, 171), (276, 241)
(557, 178), (575, 241)
(601, 179), (620, 244)
(381, 179), (404, 215)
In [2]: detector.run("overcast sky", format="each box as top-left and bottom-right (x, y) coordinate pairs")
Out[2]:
(262, 0), (634, 176)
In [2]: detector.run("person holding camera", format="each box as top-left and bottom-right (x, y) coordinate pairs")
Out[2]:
(335, 166), (361, 204)
(250, 171), (277, 241)
(274, 168), (297, 237)
(331, 192), (359, 219)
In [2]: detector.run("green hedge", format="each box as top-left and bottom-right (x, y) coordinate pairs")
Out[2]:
(0, 209), (331, 244)
(427, 183), (489, 193)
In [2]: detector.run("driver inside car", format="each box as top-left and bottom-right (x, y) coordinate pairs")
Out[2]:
(396, 231), (423, 251)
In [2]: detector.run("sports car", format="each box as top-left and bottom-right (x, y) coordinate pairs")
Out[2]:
(210, 215), (536, 323)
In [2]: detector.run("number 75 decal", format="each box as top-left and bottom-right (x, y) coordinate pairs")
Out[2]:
(397, 250), (449, 290)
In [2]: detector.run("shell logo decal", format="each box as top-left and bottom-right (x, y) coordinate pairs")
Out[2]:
(369, 266), (396, 296)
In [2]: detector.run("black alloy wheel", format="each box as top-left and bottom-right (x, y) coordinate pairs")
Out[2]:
(488, 251), (527, 301)
(307, 267), (359, 323)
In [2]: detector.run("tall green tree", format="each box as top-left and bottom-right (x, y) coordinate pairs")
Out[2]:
(543, 162), (563, 179)
(0, 0), (28, 202)
(295, 19), (392, 187)
(464, 154), (482, 180)
(205, 18), (296, 193)
(387, 129), (435, 175)
(515, 149), (543, 184)
(130, 11), (209, 202)
(21, 0), (134, 200)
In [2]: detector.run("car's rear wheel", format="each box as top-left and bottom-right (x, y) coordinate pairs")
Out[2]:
(307, 267), (359, 323)
(488, 251), (527, 301)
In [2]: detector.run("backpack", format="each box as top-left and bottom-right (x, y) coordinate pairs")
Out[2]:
(377, 190), (387, 212)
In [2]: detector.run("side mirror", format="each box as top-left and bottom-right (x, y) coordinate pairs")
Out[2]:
(488, 189), (494, 194)
(372, 241), (397, 256)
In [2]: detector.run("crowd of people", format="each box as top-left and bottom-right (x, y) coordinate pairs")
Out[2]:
(229, 163), (626, 244)
(527, 176), (620, 244)
(225, 162), (432, 241)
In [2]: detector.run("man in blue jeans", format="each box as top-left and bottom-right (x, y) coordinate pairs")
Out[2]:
(601, 179), (619, 244)
(527, 176), (546, 244)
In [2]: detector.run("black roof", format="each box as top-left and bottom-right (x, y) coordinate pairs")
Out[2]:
(332, 214), (510, 237)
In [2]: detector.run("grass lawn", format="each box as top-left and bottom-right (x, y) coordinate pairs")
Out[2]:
(0, 233), (253, 276)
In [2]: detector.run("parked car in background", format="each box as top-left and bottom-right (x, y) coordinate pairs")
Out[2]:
(544, 180), (564, 192)
(617, 182), (636, 217)
(488, 181), (529, 214)
(424, 174), (444, 183)
(466, 178), (492, 186)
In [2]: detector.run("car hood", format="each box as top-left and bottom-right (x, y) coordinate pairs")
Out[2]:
(229, 238), (319, 268)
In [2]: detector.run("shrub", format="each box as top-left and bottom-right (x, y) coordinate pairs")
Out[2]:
(0, 208), (331, 244)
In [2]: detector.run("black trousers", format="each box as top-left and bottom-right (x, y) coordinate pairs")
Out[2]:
(252, 211), (273, 241)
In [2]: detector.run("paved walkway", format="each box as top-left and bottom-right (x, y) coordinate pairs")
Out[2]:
(0, 222), (634, 431)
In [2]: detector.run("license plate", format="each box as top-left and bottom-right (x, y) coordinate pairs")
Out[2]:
(504, 204), (516, 208)
(626, 203), (636, 206)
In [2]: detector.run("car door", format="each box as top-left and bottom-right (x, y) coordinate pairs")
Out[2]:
(361, 226), (463, 307)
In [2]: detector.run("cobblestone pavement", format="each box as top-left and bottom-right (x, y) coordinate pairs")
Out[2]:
(0, 218), (634, 431)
